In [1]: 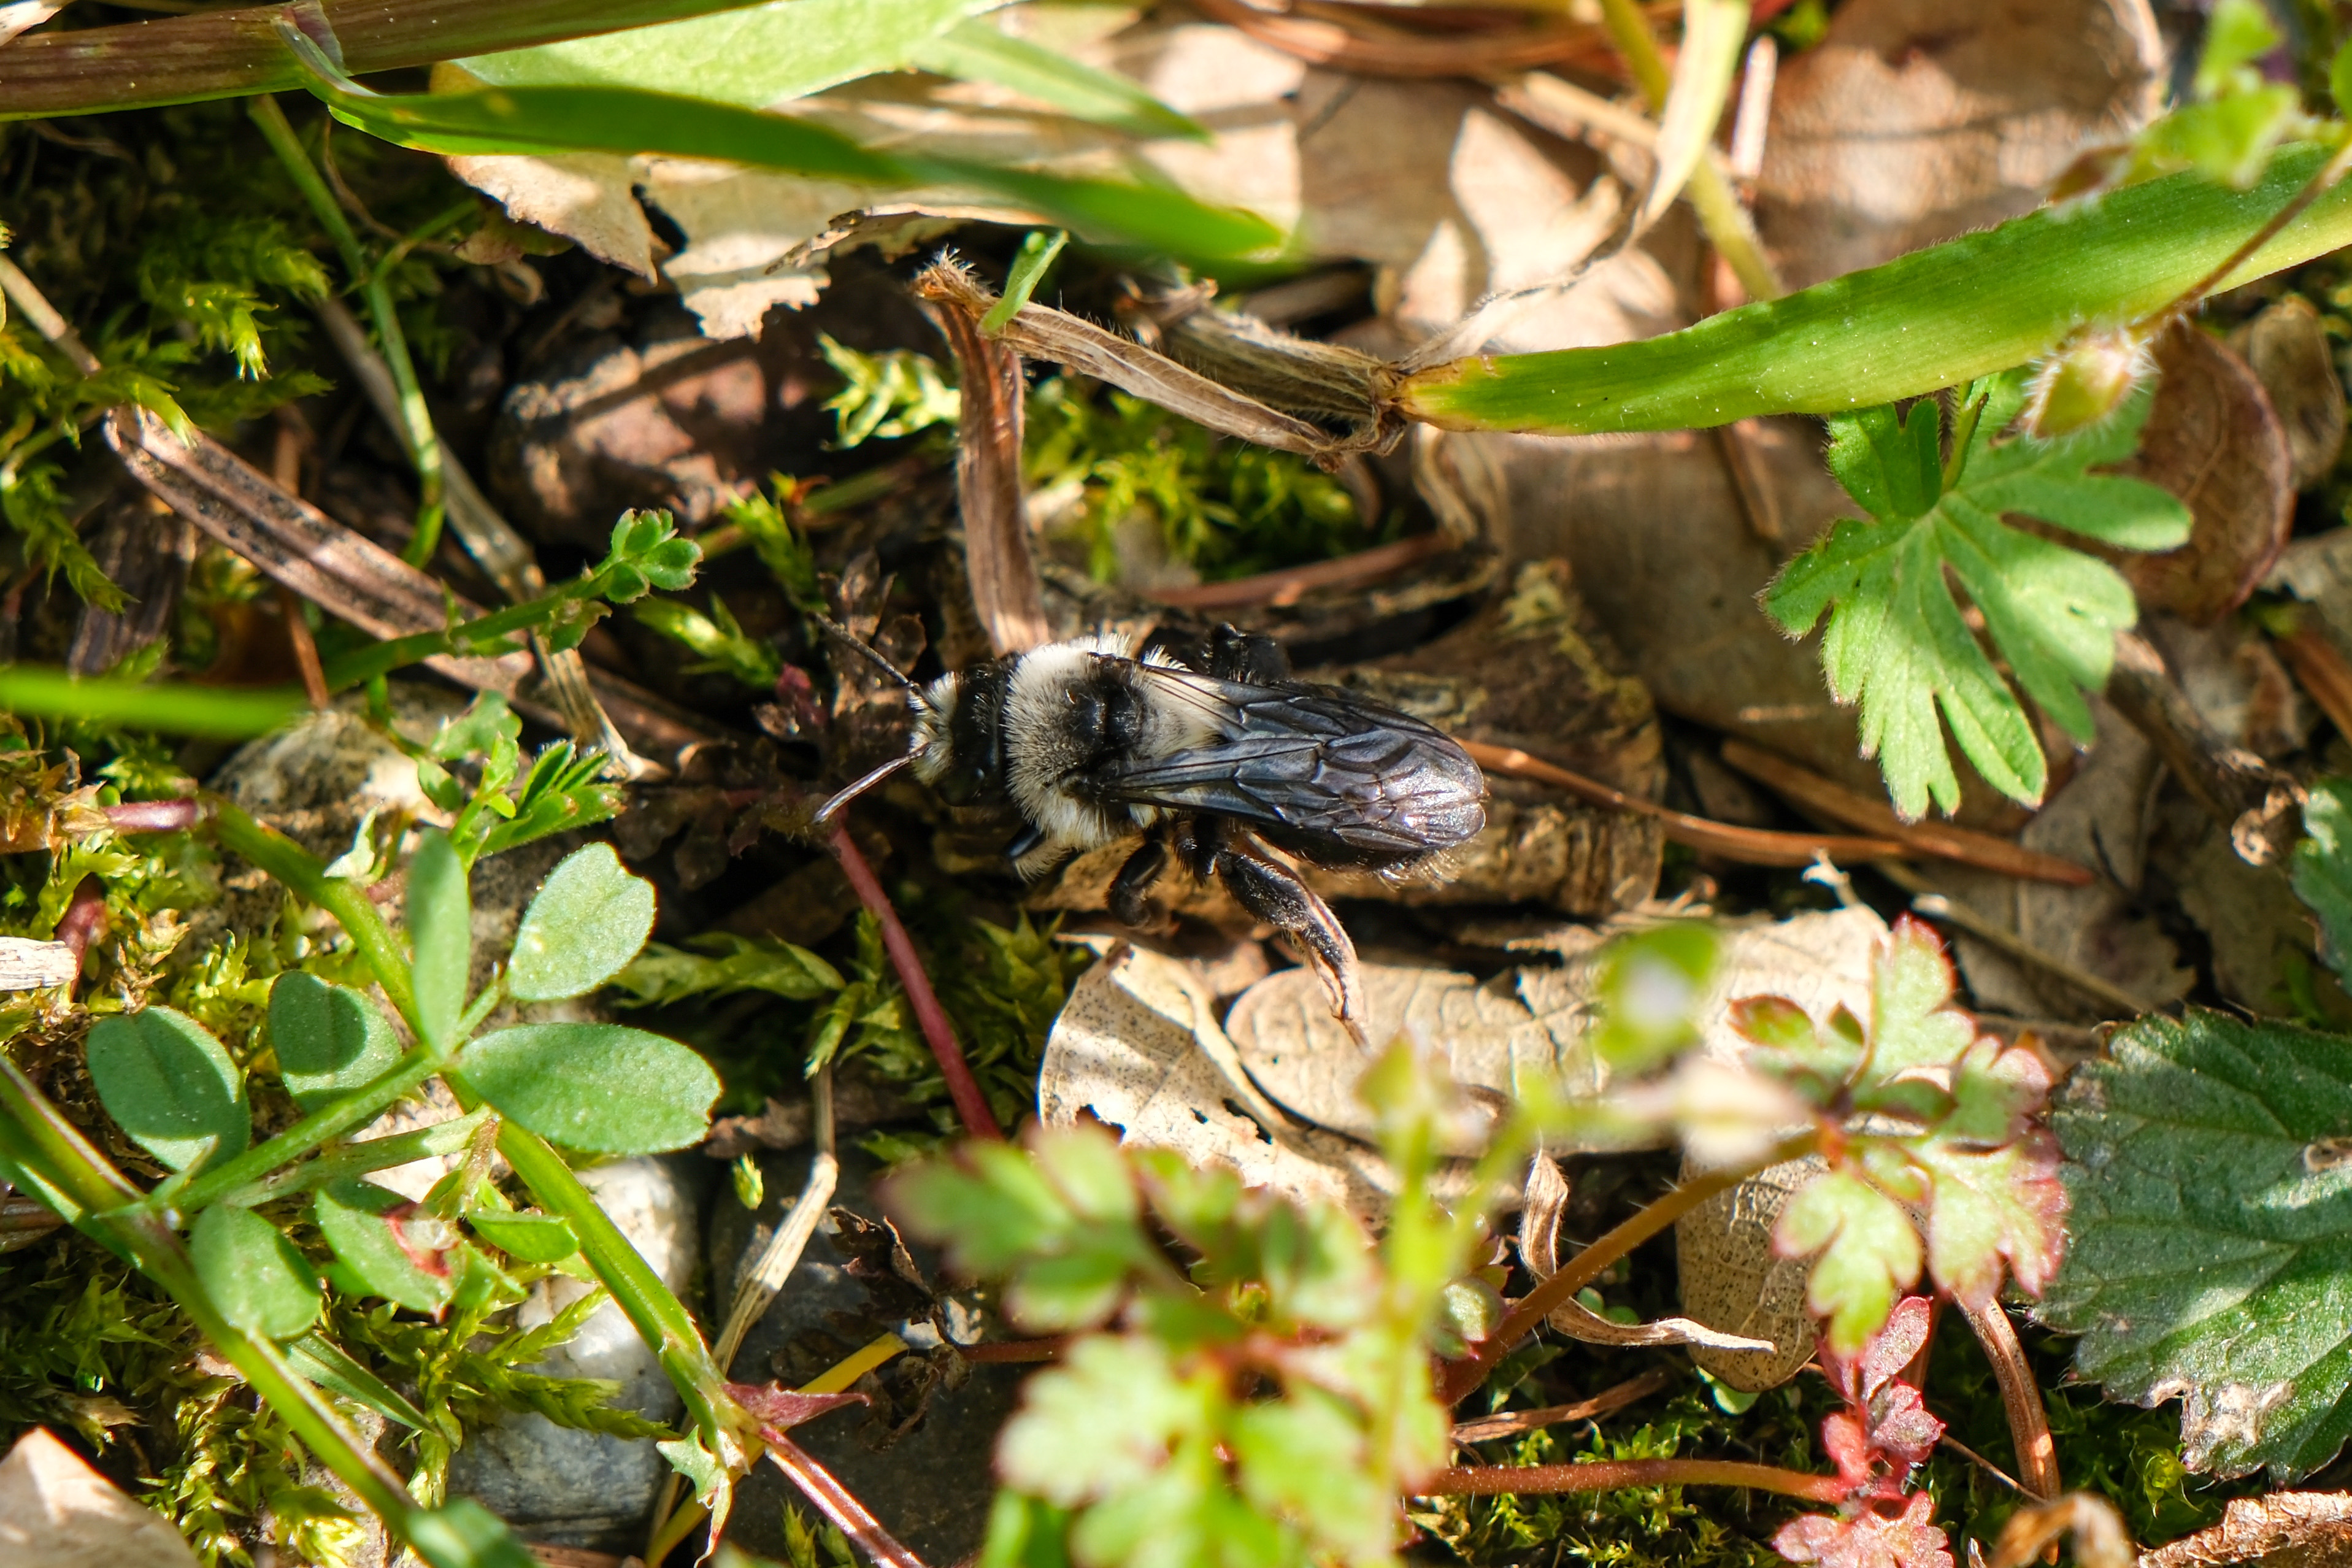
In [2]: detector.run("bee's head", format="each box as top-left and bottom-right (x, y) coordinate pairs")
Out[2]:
(909, 664), (1009, 805)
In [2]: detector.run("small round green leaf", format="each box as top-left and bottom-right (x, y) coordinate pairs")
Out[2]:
(509, 844), (656, 1002)
(271, 973), (403, 1112)
(408, 827), (472, 1052)
(456, 1023), (717, 1153)
(85, 1007), (249, 1173)
(314, 1180), (454, 1314)
(466, 1208), (580, 1264)
(191, 1203), (319, 1339)
(403, 1497), (539, 1568)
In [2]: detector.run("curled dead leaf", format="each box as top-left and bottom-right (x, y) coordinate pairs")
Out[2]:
(1521, 1155), (1777, 1355)
(1674, 1152), (1826, 1392)
(2116, 325), (2293, 626)
(0, 1428), (201, 1568)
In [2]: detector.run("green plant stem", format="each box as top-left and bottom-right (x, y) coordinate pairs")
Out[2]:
(1596, 0), (1780, 300)
(497, 1123), (738, 1442)
(315, 570), (614, 693)
(1436, 1131), (1820, 1405)
(1420, 1458), (1847, 1502)
(207, 797), (420, 1030)
(1397, 140), (2352, 434)
(232, 1109), (493, 1207)
(248, 92), (445, 563)
(0, 1062), (450, 1555)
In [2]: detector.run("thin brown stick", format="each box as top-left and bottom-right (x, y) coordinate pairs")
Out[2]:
(1143, 533), (1456, 611)
(1717, 740), (2094, 886)
(958, 1335), (1071, 1364)
(1713, 421), (1783, 545)
(2108, 630), (2300, 866)
(1959, 1296), (2059, 1503)
(279, 586), (331, 710)
(924, 286), (1049, 657)
(826, 817), (1003, 1142)
(1459, 739), (1910, 868)
(1436, 1131), (1819, 1405)
(1449, 1367), (1673, 1444)
(1420, 1456), (1845, 1502)
(53, 876), (105, 973)
(1874, 861), (2159, 1020)
(763, 1429), (931, 1568)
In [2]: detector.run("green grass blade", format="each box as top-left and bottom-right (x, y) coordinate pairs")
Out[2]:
(910, 21), (1211, 142)
(0, 667), (304, 738)
(1397, 142), (2352, 433)
(290, 39), (1282, 261)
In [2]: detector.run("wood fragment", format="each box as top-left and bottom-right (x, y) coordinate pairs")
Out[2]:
(0, 937), (77, 992)
(1959, 1296), (2060, 1503)
(913, 261), (1366, 464)
(921, 283), (1050, 656)
(1461, 739), (1913, 868)
(102, 407), (724, 761)
(1718, 740), (2095, 886)
(1450, 1368), (1675, 1445)
(2107, 630), (2301, 866)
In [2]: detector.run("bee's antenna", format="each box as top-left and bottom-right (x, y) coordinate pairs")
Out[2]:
(809, 613), (920, 695)
(814, 753), (915, 824)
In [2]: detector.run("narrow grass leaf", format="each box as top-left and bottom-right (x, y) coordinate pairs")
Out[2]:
(407, 828), (471, 1054)
(0, 667), (303, 738)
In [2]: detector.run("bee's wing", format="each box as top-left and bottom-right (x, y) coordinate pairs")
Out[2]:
(1090, 669), (1487, 859)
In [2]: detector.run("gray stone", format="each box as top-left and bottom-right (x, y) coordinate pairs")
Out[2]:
(448, 1155), (709, 1550)
(710, 1147), (1024, 1567)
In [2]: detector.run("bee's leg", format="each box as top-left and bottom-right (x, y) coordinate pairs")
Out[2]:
(1213, 842), (1366, 1042)
(1205, 625), (1292, 683)
(1108, 833), (1171, 930)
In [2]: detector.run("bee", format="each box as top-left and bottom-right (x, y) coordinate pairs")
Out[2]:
(817, 621), (1489, 1032)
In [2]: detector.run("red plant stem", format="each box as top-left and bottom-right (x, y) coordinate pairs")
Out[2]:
(1421, 1458), (1845, 1502)
(826, 817), (1004, 1142)
(104, 799), (202, 834)
(764, 1428), (931, 1568)
(53, 877), (106, 970)
(1436, 1131), (1818, 1405)
(1959, 1296), (2059, 1502)
(958, 1335), (1069, 1364)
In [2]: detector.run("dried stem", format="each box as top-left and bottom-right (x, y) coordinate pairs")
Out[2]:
(924, 282), (1049, 656)
(1460, 739), (1909, 868)
(1143, 533), (1455, 611)
(1959, 1296), (2059, 1502)
(1420, 1457), (1845, 1502)
(959, 1335), (1072, 1364)
(1449, 1367), (1674, 1444)
(1437, 1131), (1818, 1404)
(764, 1429), (932, 1568)
(826, 817), (1004, 1141)
(1718, 740), (2094, 886)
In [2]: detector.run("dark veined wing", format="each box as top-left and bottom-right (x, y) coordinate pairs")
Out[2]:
(1086, 666), (1487, 859)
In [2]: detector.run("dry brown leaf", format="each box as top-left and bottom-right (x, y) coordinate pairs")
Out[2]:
(1675, 1153), (1826, 1392)
(1520, 1155), (1778, 1355)
(444, 149), (661, 281)
(1753, 0), (2164, 290)
(0, 1428), (202, 1568)
(2231, 296), (2348, 492)
(2115, 325), (2294, 626)
(1037, 941), (1475, 1221)
(1224, 905), (1886, 1155)
(2139, 1491), (2352, 1567)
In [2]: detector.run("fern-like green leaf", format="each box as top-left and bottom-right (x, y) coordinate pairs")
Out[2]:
(1763, 369), (2190, 820)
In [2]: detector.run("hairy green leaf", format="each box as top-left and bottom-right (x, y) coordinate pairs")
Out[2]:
(270, 973), (403, 1112)
(84, 1006), (250, 1173)
(315, 1180), (456, 1315)
(407, 828), (472, 1053)
(509, 844), (658, 1002)
(456, 1022), (718, 1153)
(2041, 1009), (2352, 1480)
(192, 1204), (320, 1340)
(1763, 371), (2188, 818)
